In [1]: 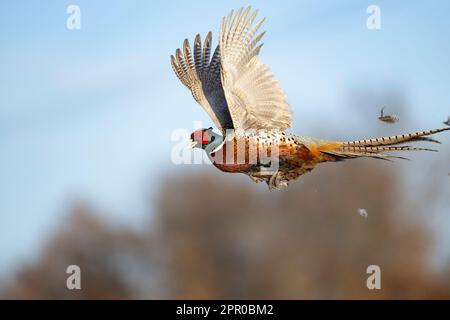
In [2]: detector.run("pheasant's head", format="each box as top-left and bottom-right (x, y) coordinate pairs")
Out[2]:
(188, 127), (222, 150)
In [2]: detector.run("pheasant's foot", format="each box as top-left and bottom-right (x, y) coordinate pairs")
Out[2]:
(248, 175), (265, 184)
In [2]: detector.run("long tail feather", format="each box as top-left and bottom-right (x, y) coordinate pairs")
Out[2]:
(319, 127), (449, 161)
(343, 127), (449, 147)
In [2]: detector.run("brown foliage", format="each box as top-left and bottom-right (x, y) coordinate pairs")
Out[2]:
(2, 160), (450, 299)
(157, 161), (446, 299)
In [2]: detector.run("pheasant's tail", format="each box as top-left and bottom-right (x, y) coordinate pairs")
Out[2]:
(319, 127), (450, 161)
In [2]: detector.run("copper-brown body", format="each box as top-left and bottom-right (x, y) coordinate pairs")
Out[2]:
(206, 132), (339, 188)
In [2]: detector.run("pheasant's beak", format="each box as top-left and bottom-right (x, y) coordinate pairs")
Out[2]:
(187, 139), (198, 149)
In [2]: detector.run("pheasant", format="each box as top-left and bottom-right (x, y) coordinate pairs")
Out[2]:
(170, 7), (449, 189)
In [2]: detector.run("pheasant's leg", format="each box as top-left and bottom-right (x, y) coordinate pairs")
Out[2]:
(268, 173), (279, 190)
(268, 172), (289, 190)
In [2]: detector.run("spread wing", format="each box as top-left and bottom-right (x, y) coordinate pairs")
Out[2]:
(170, 33), (234, 132)
(219, 7), (292, 131)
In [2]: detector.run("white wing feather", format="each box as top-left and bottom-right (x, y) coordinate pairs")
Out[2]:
(219, 7), (292, 131)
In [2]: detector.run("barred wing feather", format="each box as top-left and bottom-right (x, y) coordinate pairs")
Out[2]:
(170, 33), (234, 132)
(219, 7), (292, 131)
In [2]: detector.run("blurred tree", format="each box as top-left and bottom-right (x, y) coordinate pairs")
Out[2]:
(156, 161), (447, 299)
(3, 203), (163, 299)
(2, 160), (450, 299)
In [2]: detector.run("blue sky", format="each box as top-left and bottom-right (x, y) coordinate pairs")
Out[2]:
(1, 0), (450, 274)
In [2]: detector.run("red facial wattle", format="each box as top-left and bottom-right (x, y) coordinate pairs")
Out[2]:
(193, 130), (209, 145)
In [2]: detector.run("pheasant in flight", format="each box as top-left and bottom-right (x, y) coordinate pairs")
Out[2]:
(170, 7), (449, 189)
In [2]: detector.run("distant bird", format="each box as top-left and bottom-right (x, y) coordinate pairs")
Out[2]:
(171, 7), (450, 189)
(444, 116), (450, 126)
(378, 107), (400, 123)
